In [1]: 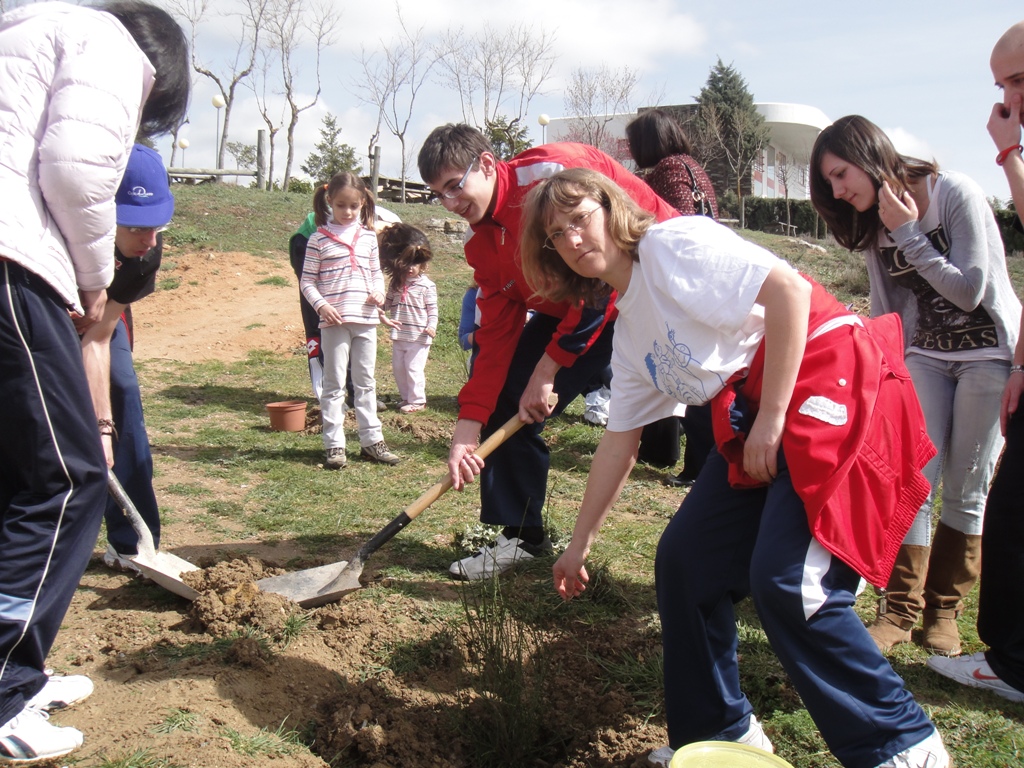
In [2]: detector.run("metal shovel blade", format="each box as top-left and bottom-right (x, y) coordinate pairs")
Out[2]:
(107, 472), (201, 601)
(255, 558), (361, 608)
(131, 551), (202, 601)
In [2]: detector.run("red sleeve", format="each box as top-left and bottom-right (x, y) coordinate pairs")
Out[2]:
(458, 285), (528, 424)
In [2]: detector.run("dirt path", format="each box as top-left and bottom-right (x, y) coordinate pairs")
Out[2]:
(131, 249), (305, 362)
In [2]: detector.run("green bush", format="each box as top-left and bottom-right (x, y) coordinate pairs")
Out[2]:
(287, 178), (313, 195)
(718, 193), (825, 238)
(993, 207), (1024, 254)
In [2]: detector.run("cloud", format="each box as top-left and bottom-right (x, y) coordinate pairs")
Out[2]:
(883, 127), (936, 162)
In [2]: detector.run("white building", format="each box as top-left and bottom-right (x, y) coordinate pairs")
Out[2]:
(545, 102), (831, 200)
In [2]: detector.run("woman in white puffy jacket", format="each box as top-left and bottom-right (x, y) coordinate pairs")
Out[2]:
(0, 2), (188, 762)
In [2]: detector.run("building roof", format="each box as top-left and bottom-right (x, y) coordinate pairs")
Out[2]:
(755, 103), (831, 161)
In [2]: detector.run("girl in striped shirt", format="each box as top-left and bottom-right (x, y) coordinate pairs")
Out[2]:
(301, 172), (399, 468)
(380, 224), (438, 414)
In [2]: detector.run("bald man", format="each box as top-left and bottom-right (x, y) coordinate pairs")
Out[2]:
(927, 20), (1024, 704)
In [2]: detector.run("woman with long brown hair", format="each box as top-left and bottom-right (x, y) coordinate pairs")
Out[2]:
(811, 115), (1022, 656)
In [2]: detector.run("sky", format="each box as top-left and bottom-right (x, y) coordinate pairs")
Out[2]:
(146, 0), (1024, 201)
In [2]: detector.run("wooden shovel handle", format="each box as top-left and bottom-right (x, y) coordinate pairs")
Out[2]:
(402, 393), (558, 522)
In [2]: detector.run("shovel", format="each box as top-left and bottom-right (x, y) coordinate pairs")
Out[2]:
(257, 394), (556, 608)
(107, 471), (201, 601)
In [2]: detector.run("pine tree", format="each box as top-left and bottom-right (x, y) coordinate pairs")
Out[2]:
(484, 115), (533, 160)
(696, 59), (770, 226)
(300, 114), (361, 183)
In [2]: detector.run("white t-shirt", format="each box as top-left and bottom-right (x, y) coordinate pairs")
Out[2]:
(608, 216), (787, 432)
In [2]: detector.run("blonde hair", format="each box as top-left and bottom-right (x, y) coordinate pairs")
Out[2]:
(520, 168), (655, 307)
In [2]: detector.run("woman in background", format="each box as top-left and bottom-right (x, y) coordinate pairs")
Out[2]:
(626, 109), (718, 484)
(810, 115), (1022, 656)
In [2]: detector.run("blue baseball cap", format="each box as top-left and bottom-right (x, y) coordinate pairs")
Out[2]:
(116, 144), (174, 227)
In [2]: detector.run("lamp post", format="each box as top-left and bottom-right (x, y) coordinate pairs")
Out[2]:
(212, 94), (225, 169)
(538, 113), (550, 144)
(177, 137), (189, 167)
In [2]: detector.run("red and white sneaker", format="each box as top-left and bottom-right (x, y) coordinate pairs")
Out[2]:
(928, 651), (1024, 702)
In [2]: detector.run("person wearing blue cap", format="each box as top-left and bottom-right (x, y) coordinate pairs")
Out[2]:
(80, 144), (174, 570)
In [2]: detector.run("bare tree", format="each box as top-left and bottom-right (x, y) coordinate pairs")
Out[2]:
(249, 46), (284, 189)
(775, 150), (794, 230)
(167, 0), (269, 170)
(433, 23), (556, 141)
(168, 118), (190, 167)
(562, 65), (641, 162)
(263, 0), (339, 190)
(354, 9), (436, 201)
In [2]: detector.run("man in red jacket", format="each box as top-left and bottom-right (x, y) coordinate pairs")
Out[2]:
(418, 124), (677, 580)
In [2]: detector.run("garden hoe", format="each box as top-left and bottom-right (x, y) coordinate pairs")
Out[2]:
(256, 394), (558, 608)
(107, 471), (201, 601)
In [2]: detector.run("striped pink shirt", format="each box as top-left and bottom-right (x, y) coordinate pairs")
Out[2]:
(300, 221), (384, 327)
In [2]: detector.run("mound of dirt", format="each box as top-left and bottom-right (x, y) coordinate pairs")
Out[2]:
(184, 558), (297, 639)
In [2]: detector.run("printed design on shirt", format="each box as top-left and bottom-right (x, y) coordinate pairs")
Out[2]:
(643, 324), (719, 405)
(798, 395), (848, 426)
(878, 224), (998, 352)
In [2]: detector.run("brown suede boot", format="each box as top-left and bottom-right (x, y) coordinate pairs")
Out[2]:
(922, 522), (981, 656)
(866, 544), (930, 652)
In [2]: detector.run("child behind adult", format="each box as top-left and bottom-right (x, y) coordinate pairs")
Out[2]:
(300, 172), (400, 469)
(379, 223), (438, 414)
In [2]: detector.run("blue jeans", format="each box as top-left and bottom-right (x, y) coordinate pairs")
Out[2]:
(656, 448), (935, 767)
(904, 354), (1008, 543)
(103, 320), (161, 554)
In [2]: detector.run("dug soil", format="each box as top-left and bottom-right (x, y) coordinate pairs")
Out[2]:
(51, 249), (667, 767)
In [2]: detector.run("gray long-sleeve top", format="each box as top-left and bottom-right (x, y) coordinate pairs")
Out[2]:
(867, 170), (1021, 359)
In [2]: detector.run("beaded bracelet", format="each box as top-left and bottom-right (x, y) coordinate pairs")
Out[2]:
(996, 144), (1023, 166)
(98, 417), (116, 436)
(1011, 365), (1024, 376)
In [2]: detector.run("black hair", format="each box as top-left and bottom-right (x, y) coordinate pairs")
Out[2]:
(810, 115), (938, 252)
(94, 1), (191, 137)
(625, 109), (694, 169)
(417, 124), (494, 185)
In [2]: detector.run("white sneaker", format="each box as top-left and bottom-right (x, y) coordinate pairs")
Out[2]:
(0, 707), (84, 763)
(448, 534), (549, 581)
(875, 728), (949, 768)
(102, 544), (140, 575)
(26, 675), (93, 712)
(646, 714), (774, 767)
(736, 714), (774, 752)
(928, 651), (1024, 702)
(583, 386), (611, 426)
